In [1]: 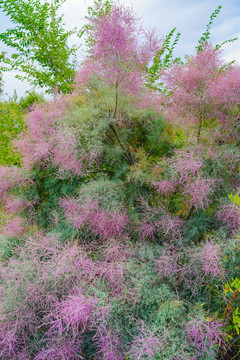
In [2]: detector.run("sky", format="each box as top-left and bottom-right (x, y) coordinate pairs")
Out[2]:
(0, 0), (240, 99)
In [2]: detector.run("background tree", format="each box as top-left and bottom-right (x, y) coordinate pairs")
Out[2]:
(0, 0), (78, 94)
(0, 51), (4, 99)
(0, 90), (44, 167)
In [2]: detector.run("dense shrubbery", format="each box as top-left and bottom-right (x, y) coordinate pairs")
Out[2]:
(0, 91), (45, 166)
(0, 2), (240, 359)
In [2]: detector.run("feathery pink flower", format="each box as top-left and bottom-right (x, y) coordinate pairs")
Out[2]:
(48, 290), (97, 337)
(193, 240), (223, 279)
(154, 180), (175, 195)
(217, 203), (240, 234)
(139, 220), (156, 241)
(61, 197), (129, 240)
(182, 178), (215, 210)
(77, 4), (162, 96)
(3, 216), (26, 237)
(94, 325), (124, 360)
(127, 322), (164, 360)
(155, 249), (182, 279)
(156, 213), (184, 241)
(185, 318), (225, 358)
(0, 166), (26, 198)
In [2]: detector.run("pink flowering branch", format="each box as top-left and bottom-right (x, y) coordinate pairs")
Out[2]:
(61, 197), (129, 240)
(185, 318), (226, 358)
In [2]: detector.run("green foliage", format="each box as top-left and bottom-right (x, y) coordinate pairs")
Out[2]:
(0, 91), (45, 166)
(184, 212), (216, 242)
(197, 5), (238, 52)
(78, 177), (126, 211)
(23, 166), (83, 229)
(0, 0), (78, 93)
(0, 51), (4, 98)
(145, 27), (182, 90)
(0, 234), (23, 262)
(0, 100), (25, 166)
(18, 90), (44, 110)
(197, 6), (222, 51)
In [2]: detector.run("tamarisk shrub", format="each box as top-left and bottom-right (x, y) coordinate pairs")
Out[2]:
(0, 2), (240, 359)
(163, 44), (240, 144)
(152, 145), (240, 239)
(217, 203), (240, 234)
(14, 99), (96, 177)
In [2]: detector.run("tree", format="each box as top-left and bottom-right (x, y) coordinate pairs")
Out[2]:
(76, 2), (163, 166)
(0, 0), (78, 94)
(0, 99), (25, 166)
(163, 44), (240, 144)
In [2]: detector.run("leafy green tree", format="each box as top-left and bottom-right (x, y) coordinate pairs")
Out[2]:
(0, 90), (44, 166)
(0, 100), (25, 166)
(18, 90), (44, 111)
(0, 0), (78, 93)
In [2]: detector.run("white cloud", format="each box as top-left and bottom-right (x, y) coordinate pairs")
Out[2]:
(2, 71), (45, 100)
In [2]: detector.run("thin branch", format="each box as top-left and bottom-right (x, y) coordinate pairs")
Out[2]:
(109, 124), (133, 165)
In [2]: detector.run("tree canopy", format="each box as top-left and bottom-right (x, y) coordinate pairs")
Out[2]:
(0, 0), (78, 93)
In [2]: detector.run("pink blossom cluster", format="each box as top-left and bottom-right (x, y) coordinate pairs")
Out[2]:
(14, 102), (62, 169)
(155, 240), (223, 286)
(163, 44), (240, 140)
(94, 324), (124, 360)
(138, 220), (156, 241)
(190, 240), (223, 280)
(221, 151), (240, 176)
(0, 167), (32, 235)
(139, 210), (184, 242)
(182, 178), (215, 211)
(208, 65), (240, 136)
(163, 44), (221, 124)
(77, 4), (162, 96)
(33, 338), (83, 360)
(0, 166), (27, 198)
(0, 234), (130, 359)
(154, 148), (219, 211)
(127, 321), (164, 360)
(3, 216), (26, 237)
(47, 289), (97, 337)
(198, 241), (223, 279)
(217, 203), (240, 234)
(185, 318), (225, 358)
(156, 213), (184, 241)
(155, 249), (182, 279)
(13, 100), (94, 177)
(154, 180), (175, 195)
(61, 197), (129, 240)
(52, 128), (95, 177)
(172, 149), (203, 183)
(3, 196), (29, 214)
